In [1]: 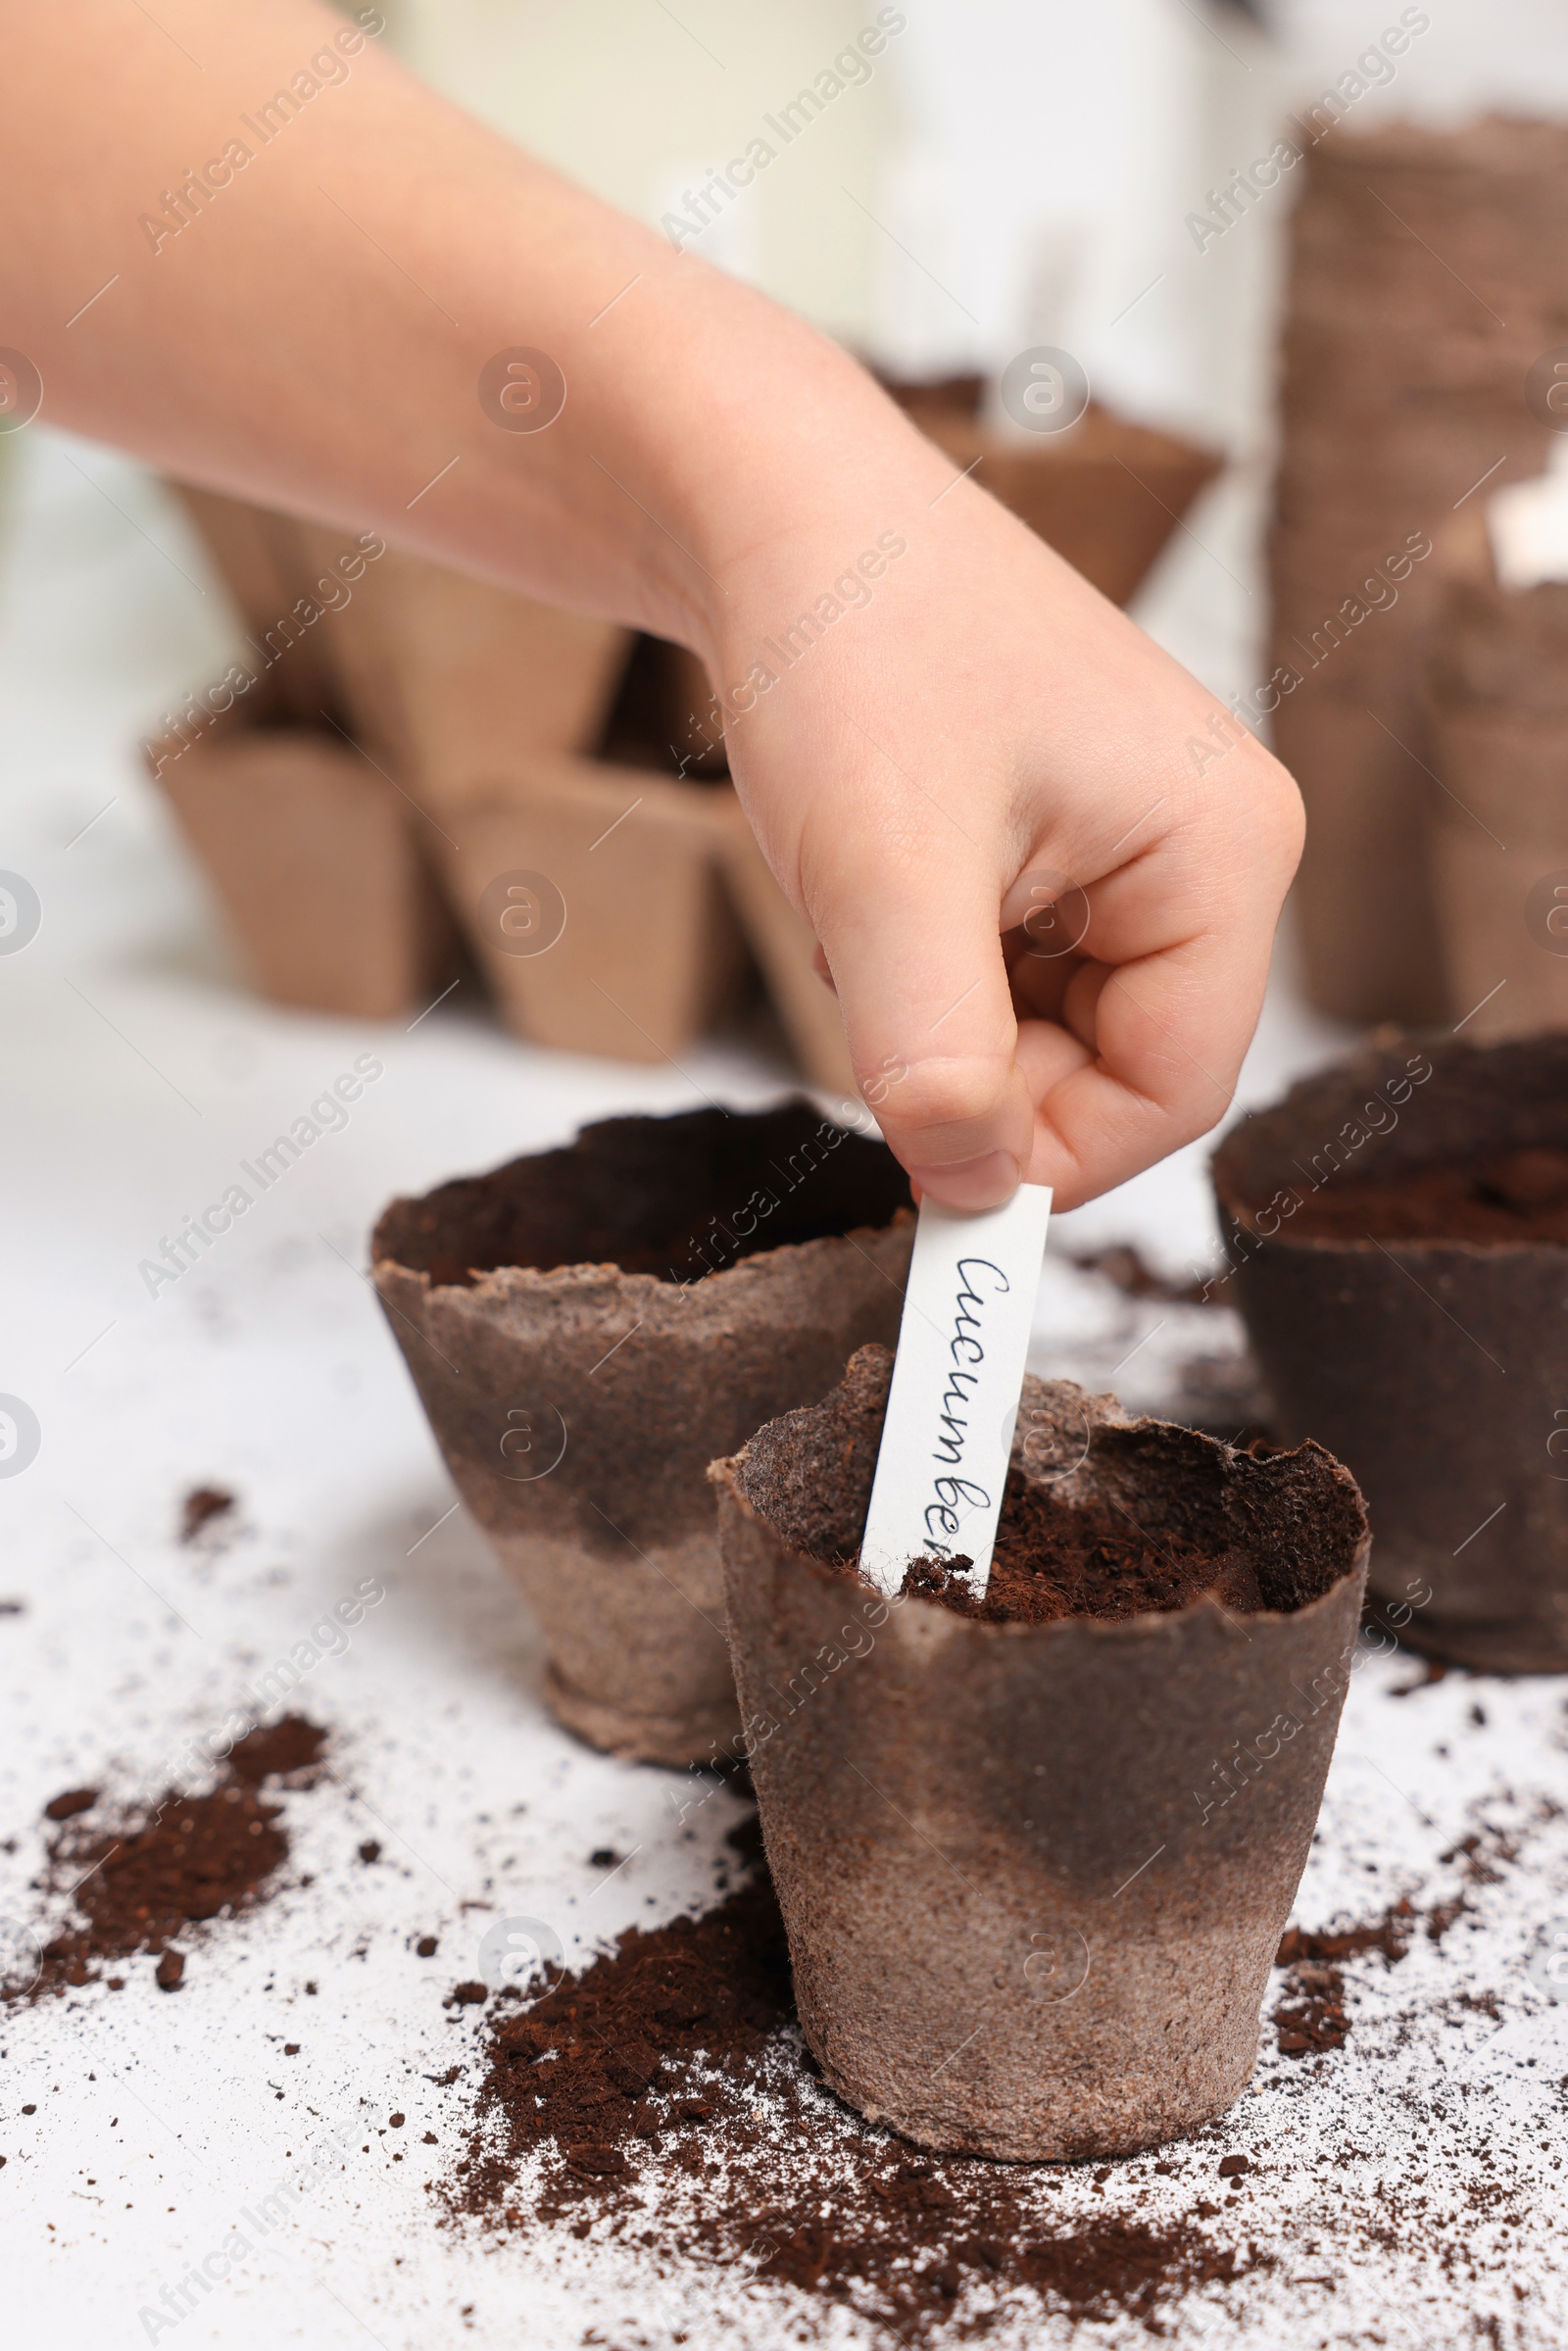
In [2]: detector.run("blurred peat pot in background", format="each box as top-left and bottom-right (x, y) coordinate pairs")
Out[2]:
(882, 375), (1221, 608)
(154, 490), (854, 1081)
(1422, 507), (1568, 1037)
(371, 1103), (912, 1765)
(1269, 117), (1568, 1027)
(711, 1348), (1368, 2163)
(146, 687), (461, 1021)
(1212, 1031), (1568, 1671)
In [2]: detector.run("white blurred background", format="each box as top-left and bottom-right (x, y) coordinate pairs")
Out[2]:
(370, 0), (1564, 707)
(7, 16), (1568, 2346)
(12, 0), (1568, 804)
(7, 0), (1568, 1279)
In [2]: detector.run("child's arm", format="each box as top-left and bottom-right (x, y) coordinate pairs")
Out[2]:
(5, 0), (1302, 1208)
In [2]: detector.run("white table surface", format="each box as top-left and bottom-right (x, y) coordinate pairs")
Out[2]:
(3, 429), (1564, 2349)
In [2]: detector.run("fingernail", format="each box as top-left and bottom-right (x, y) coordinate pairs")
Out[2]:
(906, 1151), (1021, 1211)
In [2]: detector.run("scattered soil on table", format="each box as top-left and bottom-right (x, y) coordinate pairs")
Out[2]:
(903, 1487), (1262, 1624)
(1066, 1241), (1217, 1306)
(1277, 1145), (1568, 1247)
(42, 1787), (100, 1823)
(226, 1716), (328, 1785)
(1272, 1903), (1414, 2057)
(179, 1486), (236, 1542)
(2, 1715), (328, 2001)
(442, 1860), (1268, 2338)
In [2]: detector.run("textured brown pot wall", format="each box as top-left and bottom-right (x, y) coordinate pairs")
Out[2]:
(1422, 519), (1568, 1038)
(172, 485), (338, 722)
(438, 756), (746, 1066)
(290, 524), (631, 804)
(713, 1353), (1368, 2161)
(1438, 570), (1568, 710)
(1268, 118), (1568, 1026)
(372, 1110), (913, 1764)
(1267, 600), (1454, 1030)
(1427, 709), (1568, 1039)
(1269, 689), (1448, 1026)
(1212, 1032), (1568, 1670)
(149, 702), (454, 1018)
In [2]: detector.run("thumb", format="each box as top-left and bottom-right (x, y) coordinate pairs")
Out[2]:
(810, 840), (1034, 1211)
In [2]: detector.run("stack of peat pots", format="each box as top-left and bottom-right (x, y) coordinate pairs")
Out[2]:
(151, 492), (817, 1077)
(1270, 118), (1568, 1025)
(147, 494), (466, 1024)
(1421, 507), (1568, 1036)
(1213, 1030), (1568, 1672)
(151, 374), (1218, 1088)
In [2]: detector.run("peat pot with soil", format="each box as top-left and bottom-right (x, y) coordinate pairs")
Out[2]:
(372, 1102), (912, 1766)
(1212, 1030), (1568, 1672)
(710, 1347), (1369, 2162)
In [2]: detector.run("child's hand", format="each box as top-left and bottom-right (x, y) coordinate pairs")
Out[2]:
(7, 0), (1301, 1220)
(700, 399), (1303, 1212)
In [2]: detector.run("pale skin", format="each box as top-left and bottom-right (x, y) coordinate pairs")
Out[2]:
(6, 0), (1304, 1211)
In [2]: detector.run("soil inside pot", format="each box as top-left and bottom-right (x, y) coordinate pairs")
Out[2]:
(372, 1101), (911, 1289)
(904, 1485), (1263, 1623)
(736, 1347), (1348, 1627)
(1263, 1144), (1568, 1246)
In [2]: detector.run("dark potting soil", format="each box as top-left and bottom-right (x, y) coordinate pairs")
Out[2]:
(180, 1485), (236, 1542)
(3, 1715), (327, 2000)
(226, 1715), (329, 1785)
(903, 1484), (1263, 1624)
(445, 1867), (1266, 2336)
(1272, 1905), (1412, 2057)
(1065, 1241), (1216, 1306)
(371, 1101), (912, 1290)
(1272, 1144), (1568, 1246)
(734, 1347), (1349, 1631)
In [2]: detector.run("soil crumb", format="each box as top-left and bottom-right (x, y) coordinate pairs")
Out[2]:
(1272, 1145), (1568, 1247)
(42, 1788), (99, 1823)
(1273, 1904), (1413, 2057)
(444, 1869), (1265, 2337)
(1067, 1242), (1216, 1305)
(5, 1716), (328, 2000)
(180, 1486), (236, 1543)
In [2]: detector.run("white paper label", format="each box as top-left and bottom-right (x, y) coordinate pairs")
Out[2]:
(858, 1184), (1053, 1597)
(1489, 446), (1568, 589)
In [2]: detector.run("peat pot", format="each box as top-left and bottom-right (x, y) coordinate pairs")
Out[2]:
(711, 1347), (1368, 2161)
(372, 1102), (912, 1764)
(1212, 1030), (1568, 1671)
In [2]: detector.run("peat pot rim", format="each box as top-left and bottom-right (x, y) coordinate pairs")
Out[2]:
(710, 1421), (1369, 1648)
(372, 1205), (916, 1326)
(1211, 1028), (1568, 1262)
(1214, 1228), (1568, 1262)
